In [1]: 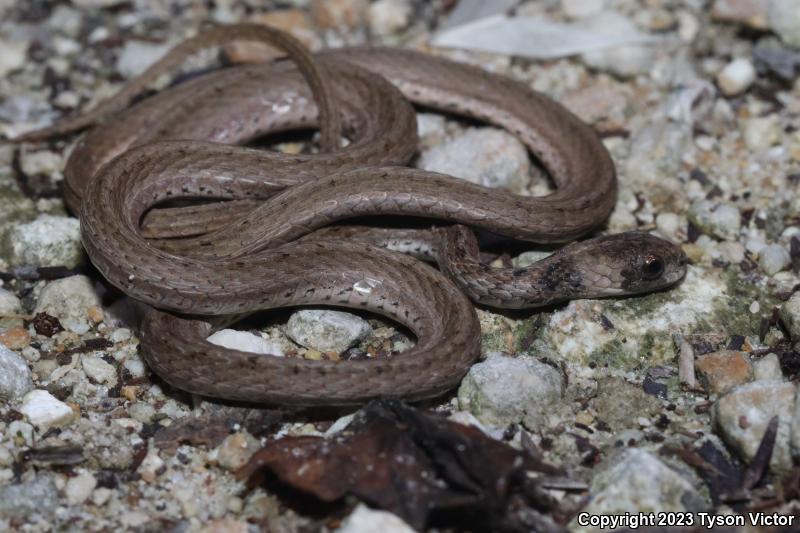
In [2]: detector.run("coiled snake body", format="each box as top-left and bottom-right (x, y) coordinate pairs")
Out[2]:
(12, 25), (687, 405)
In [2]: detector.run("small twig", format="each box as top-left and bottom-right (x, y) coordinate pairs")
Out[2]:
(676, 334), (696, 388)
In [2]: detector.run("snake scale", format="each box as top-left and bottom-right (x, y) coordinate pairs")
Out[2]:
(10, 24), (687, 406)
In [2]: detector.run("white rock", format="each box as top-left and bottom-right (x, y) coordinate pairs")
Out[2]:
(19, 150), (63, 176)
(214, 431), (260, 471)
(7, 215), (83, 268)
(81, 356), (117, 387)
(120, 510), (150, 528)
(513, 250), (554, 268)
(286, 309), (371, 353)
(712, 0), (769, 28)
(676, 10), (701, 42)
(137, 448), (165, 483)
(768, 0), (800, 47)
(625, 120), (691, 188)
(65, 471), (97, 506)
(91, 487), (112, 506)
(21, 346), (40, 362)
(20, 390), (76, 430)
(582, 43), (656, 77)
(0, 476), (58, 519)
(116, 40), (171, 78)
(742, 114), (782, 150)
(562, 0), (605, 18)
(207, 329), (284, 355)
(0, 38), (27, 77)
(0, 288), (22, 315)
(337, 504), (414, 533)
(718, 241), (746, 263)
(780, 292), (800, 338)
(418, 128), (530, 193)
(34, 275), (103, 334)
(717, 58), (756, 95)
(123, 357), (147, 378)
(687, 201), (741, 241)
(573, 449), (702, 530)
(759, 243), (791, 275)
(0, 344), (33, 402)
(457, 353), (563, 429)
(109, 328), (131, 343)
(8, 421), (34, 446)
(368, 0), (412, 36)
(655, 212), (685, 242)
(754, 353), (783, 381)
(713, 380), (796, 474)
(47, 5), (83, 37)
(416, 113), (446, 146)
(128, 402), (155, 424)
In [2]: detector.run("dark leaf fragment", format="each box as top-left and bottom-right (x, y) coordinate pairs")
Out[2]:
(238, 400), (567, 532)
(153, 406), (282, 454)
(32, 312), (63, 337)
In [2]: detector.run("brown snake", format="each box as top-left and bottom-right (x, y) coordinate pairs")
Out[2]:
(10, 24), (687, 406)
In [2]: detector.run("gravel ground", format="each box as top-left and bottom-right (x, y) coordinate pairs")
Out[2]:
(1, 0), (800, 531)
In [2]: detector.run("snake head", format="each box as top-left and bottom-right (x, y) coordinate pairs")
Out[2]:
(569, 231), (688, 297)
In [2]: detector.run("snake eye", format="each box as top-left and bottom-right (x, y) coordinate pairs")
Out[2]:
(642, 255), (664, 280)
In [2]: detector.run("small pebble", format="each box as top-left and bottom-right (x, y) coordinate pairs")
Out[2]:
(207, 329), (284, 355)
(457, 353), (563, 429)
(0, 476), (58, 519)
(717, 58), (756, 95)
(128, 402), (156, 424)
(582, 39), (655, 77)
(368, 0), (412, 36)
(310, 0), (369, 28)
(768, 0), (800, 48)
(0, 38), (28, 77)
(759, 243), (790, 274)
(695, 350), (754, 394)
(742, 114), (782, 150)
(0, 288), (22, 315)
(81, 356), (118, 387)
(286, 309), (371, 353)
(779, 292), (800, 338)
(214, 431), (261, 471)
(19, 150), (63, 176)
(65, 471), (97, 506)
(137, 448), (165, 483)
(418, 127), (530, 193)
(123, 358), (147, 378)
(713, 380), (796, 473)
(109, 328), (131, 343)
(0, 344), (33, 402)
(0, 327), (31, 350)
(574, 448), (703, 527)
(20, 390), (76, 430)
(34, 275), (103, 335)
(337, 504), (415, 533)
(711, 0), (769, 29)
(91, 487), (113, 506)
(753, 353), (783, 381)
(416, 113), (447, 147)
(655, 212), (684, 242)
(687, 201), (741, 240)
(6, 215), (83, 269)
(116, 41), (171, 78)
